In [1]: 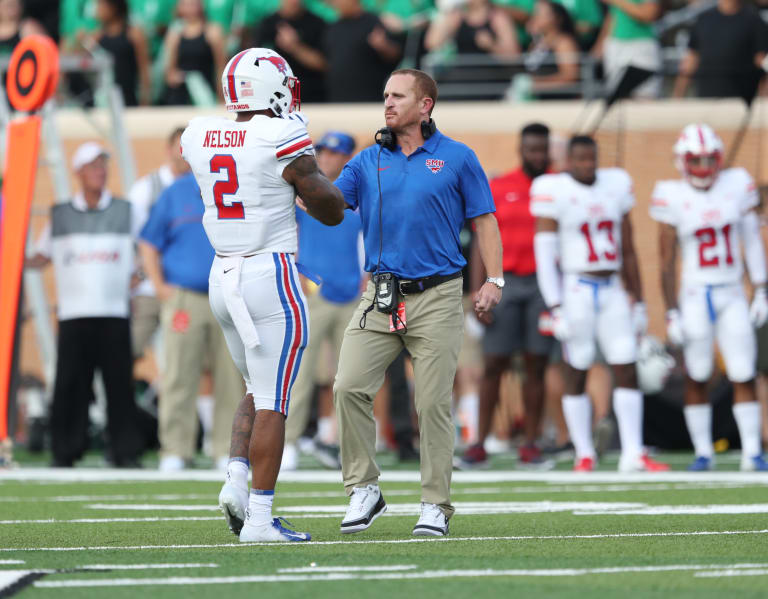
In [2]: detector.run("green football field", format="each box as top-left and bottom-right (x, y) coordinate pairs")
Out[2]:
(1, 451), (768, 598)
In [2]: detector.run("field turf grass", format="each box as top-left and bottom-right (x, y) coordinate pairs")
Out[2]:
(1, 450), (768, 598)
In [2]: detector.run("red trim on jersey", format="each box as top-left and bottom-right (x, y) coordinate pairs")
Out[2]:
(276, 138), (311, 158)
(226, 50), (248, 103)
(532, 195), (553, 202)
(651, 198), (668, 207)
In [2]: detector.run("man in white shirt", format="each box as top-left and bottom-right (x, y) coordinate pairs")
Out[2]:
(28, 142), (142, 468)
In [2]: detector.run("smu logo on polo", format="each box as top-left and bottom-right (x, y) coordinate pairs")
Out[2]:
(425, 159), (445, 174)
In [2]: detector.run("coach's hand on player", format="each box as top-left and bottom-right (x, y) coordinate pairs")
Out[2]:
(665, 309), (684, 346)
(474, 281), (501, 319)
(632, 301), (648, 336)
(549, 305), (570, 341)
(750, 286), (768, 328)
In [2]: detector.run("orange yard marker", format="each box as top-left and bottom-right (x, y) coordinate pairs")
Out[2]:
(0, 35), (58, 441)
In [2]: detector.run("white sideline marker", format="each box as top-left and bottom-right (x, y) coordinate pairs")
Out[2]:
(30, 563), (768, 588)
(4, 528), (768, 552)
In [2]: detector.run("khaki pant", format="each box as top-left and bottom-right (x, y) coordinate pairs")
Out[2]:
(334, 277), (464, 518)
(286, 292), (358, 444)
(131, 295), (161, 359)
(160, 288), (244, 461)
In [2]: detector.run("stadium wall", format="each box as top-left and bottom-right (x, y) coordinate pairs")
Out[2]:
(19, 99), (768, 380)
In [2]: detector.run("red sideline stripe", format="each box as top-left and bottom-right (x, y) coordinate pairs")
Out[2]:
(279, 254), (303, 414)
(276, 138), (311, 159)
(227, 50), (248, 103)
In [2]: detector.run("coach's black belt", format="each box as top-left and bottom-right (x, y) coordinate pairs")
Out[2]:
(397, 271), (462, 295)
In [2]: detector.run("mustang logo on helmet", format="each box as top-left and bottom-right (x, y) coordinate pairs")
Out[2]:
(257, 55), (288, 75)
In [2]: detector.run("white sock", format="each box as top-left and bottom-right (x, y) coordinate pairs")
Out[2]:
(733, 401), (763, 460)
(247, 489), (274, 527)
(317, 417), (335, 445)
(562, 394), (596, 459)
(683, 404), (713, 458)
(226, 458), (249, 490)
(613, 387), (644, 461)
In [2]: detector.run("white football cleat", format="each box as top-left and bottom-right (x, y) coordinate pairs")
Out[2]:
(412, 502), (449, 536)
(239, 516), (311, 542)
(340, 484), (387, 533)
(218, 481), (248, 536)
(280, 443), (299, 472)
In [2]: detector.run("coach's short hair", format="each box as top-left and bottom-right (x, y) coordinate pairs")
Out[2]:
(568, 135), (597, 153)
(390, 69), (438, 115)
(521, 123), (550, 138)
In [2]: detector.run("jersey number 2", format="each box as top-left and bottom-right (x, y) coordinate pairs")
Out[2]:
(210, 155), (243, 219)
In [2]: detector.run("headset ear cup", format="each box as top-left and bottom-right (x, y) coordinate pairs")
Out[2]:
(375, 127), (396, 150)
(421, 119), (436, 140)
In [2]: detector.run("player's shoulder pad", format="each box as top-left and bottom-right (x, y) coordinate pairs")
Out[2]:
(721, 166), (755, 189)
(650, 179), (681, 208)
(599, 167), (632, 189)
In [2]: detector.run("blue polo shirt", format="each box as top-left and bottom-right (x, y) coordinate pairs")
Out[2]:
(334, 129), (494, 279)
(139, 172), (214, 293)
(297, 207), (363, 304)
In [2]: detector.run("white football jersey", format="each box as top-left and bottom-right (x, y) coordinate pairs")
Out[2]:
(181, 112), (314, 256)
(530, 168), (634, 274)
(649, 168), (758, 287)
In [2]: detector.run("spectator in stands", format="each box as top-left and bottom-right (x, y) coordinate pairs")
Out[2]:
(138, 172), (243, 472)
(28, 143), (142, 468)
(0, 0), (46, 60)
(364, 0), (433, 33)
(553, 0), (603, 50)
(591, 0), (661, 98)
(60, 0), (98, 51)
(129, 0), (176, 59)
(673, 0), (768, 101)
(524, 0), (581, 97)
(92, 0), (151, 106)
(425, 0), (520, 58)
(324, 0), (403, 102)
(284, 131), (362, 470)
(22, 0), (60, 42)
(129, 127), (189, 360)
(252, 0), (328, 103)
(162, 0), (225, 105)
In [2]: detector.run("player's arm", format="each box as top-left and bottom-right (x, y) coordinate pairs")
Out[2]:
(619, 213), (643, 302)
(742, 208), (768, 326)
(472, 212), (503, 317)
(533, 217), (561, 308)
(283, 155), (345, 226)
(659, 223), (678, 311)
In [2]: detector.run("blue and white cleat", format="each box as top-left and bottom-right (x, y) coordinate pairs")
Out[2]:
(687, 456), (713, 471)
(741, 455), (768, 472)
(239, 516), (311, 542)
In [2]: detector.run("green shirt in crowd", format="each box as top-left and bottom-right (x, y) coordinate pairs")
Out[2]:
(610, 0), (656, 41)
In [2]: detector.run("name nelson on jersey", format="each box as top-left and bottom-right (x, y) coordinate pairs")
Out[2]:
(203, 130), (246, 148)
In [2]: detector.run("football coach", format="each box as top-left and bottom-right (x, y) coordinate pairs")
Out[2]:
(332, 68), (504, 537)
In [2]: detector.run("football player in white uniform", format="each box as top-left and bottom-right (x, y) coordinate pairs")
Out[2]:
(651, 123), (768, 472)
(531, 135), (669, 472)
(181, 48), (345, 541)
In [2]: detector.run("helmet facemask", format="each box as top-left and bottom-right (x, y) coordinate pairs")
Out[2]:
(677, 151), (722, 190)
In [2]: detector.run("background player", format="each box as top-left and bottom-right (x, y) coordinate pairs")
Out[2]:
(651, 123), (768, 472)
(531, 135), (668, 472)
(181, 48), (345, 542)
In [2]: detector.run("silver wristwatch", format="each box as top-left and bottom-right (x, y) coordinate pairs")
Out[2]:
(486, 276), (505, 289)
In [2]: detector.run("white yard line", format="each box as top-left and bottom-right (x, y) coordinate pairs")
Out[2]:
(3, 529), (767, 552)
(0, 517), (222, 525)
(695, 568), (768, 578)
(0, 560), (24, 564)
(574, 504), (768, 516)
(3, 469), (768, 484)
(277, 565), (417, 573)
(30, 563), (768, 587)
(81, 564), (219, 570)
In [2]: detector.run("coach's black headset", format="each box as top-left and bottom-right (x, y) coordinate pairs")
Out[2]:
(359, 118), (437, 332)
